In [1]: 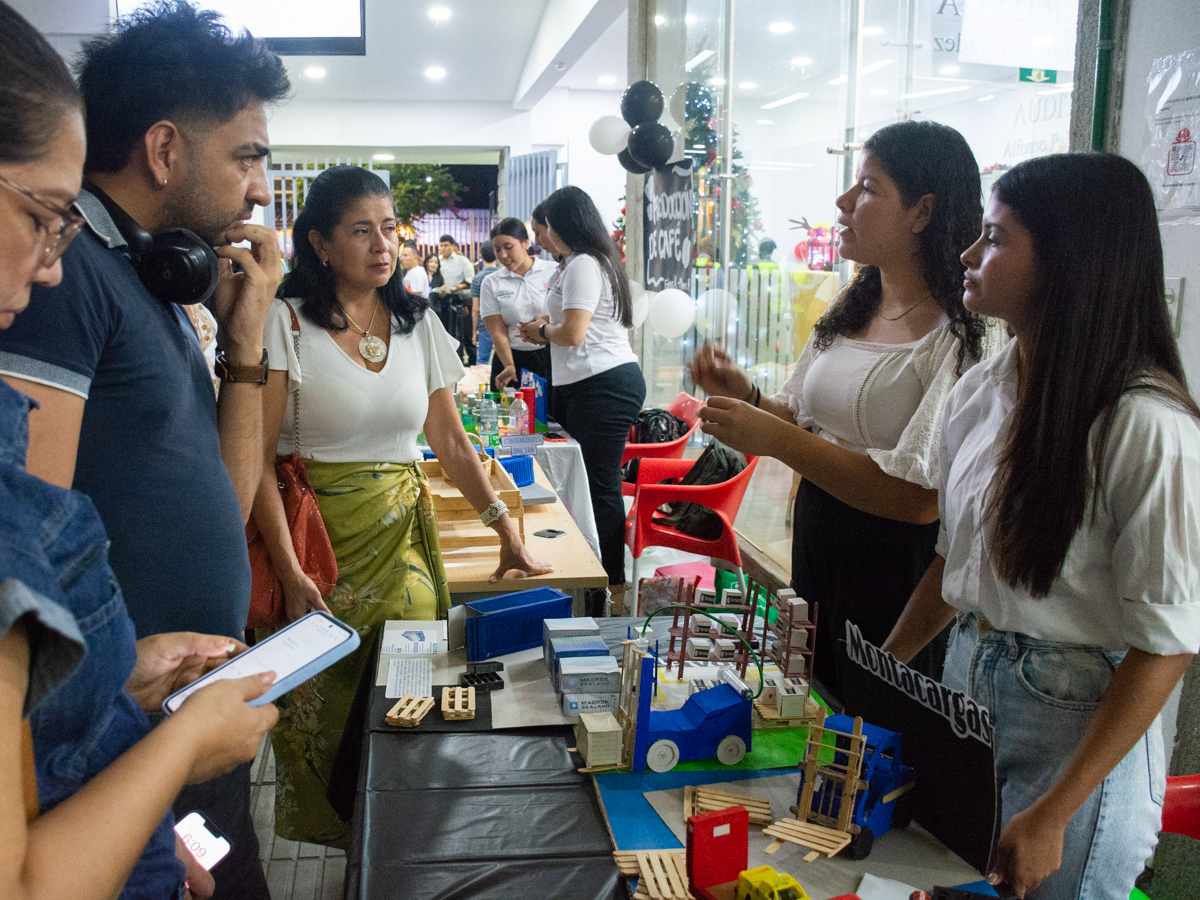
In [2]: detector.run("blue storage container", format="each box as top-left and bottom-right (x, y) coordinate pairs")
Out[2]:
(464, 586), (573, 661)
(498, 454), (535, 487)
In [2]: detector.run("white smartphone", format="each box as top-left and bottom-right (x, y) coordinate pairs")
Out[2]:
(162, 611), (360, 715)
(174, 811), (231, 871)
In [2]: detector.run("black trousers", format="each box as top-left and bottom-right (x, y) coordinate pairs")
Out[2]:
(173, 763), (269, 899)
(791, 478), (946, 707)
(553, 362), (646, 585)
(490, 345), (552, 400)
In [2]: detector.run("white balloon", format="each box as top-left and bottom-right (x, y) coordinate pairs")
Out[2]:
(694, 287), (735, 337)
(630, 281), (650, 328)
(588, 116), (630, 155)
(648, 288), (695, 338)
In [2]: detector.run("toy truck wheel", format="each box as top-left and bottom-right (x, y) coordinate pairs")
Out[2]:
(843, 826), (874, 860)
(646, 739), (681, 773)
(716, 734), (747, 765)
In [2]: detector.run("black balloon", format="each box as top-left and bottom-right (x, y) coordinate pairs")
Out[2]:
(627, 122), (675, 169)
(620, 80), (665, 126)
(618, 148), (653, 174)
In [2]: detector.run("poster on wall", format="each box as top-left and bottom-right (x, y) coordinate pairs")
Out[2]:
(1144, 48), (1200, 213)
(643, 161), (695, 292)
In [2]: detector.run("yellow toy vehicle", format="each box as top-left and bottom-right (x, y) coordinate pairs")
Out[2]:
(734, 865), (811, 900)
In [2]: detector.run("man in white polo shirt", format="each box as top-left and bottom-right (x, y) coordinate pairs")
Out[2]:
(399, 240), (429, 297)
(434, 234), (475, 361)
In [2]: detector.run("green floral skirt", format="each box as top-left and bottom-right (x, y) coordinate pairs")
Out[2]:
(269, 461), (450, 847)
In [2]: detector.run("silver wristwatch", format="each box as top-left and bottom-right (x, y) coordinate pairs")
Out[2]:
(480, 498), (509, 527)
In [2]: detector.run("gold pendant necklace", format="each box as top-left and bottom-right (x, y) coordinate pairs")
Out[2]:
(878, 296), (932, 321)
(340, 300), (388, 364)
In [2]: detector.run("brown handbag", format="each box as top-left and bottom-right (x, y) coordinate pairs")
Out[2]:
(245, 301), (338, 630)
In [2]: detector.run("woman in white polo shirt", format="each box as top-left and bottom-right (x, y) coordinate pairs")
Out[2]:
(519, 186), (646, 613)
(883, 154), (1200, 899)
(480, 217), (556, 392)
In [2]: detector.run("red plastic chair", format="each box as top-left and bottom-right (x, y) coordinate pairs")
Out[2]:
(624, 453), (760, 616)
(1162, 774), (1200, 838)
(620, 393), (705, 497)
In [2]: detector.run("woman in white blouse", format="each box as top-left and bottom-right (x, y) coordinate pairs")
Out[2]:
(694, 121), (992, 700)
(519, 186), (646, 614)
(252, 166), (548, 847)
(883, 155), (1199, 898)
(481, 217), (557, 392)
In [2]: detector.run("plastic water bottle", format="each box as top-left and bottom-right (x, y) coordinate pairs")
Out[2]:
(509, 394), (530, 435)
(478, 394), (499, 445)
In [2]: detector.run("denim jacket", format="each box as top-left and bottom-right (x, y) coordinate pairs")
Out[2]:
(0, 380), (184, 899)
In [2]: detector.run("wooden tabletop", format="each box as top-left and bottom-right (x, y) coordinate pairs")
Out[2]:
(437, 458), (608, 595)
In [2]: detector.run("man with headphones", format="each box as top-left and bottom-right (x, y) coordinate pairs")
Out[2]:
(0, 5), (289, 898)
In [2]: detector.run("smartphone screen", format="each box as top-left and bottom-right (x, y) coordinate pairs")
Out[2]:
(175, 812), (231, 871)
(164, 613), (354, 713)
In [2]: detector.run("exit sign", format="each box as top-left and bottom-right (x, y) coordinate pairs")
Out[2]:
(1019, 68), (1058, 84)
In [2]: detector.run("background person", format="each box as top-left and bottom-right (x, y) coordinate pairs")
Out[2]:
(519, 186), (644, 615)
(692, 121), (992, 701)
(0, 6), (278, 898)
(433, 233), (475, 362)
(884, 154), (1199, 899)
(470, 239), (499, 366)
(481, 217), (556, 394)
(399, 239), (429, 298)
(255, 166), (549, 848)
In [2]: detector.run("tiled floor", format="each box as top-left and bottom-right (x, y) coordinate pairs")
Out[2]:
(249, 741), (346, 900)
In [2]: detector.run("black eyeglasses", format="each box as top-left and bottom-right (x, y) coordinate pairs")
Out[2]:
(0, 171), (85, 266)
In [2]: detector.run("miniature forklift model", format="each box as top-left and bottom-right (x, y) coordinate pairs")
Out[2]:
(734, 866), (811, 900)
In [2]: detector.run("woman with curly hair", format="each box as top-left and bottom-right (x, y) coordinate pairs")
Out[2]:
(692, 121), (997, 700)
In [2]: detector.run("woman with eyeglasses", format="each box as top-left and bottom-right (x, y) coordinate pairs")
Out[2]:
(0, 4), (278, 898)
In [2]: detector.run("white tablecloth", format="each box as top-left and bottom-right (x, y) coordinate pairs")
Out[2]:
(534, 438), (600, 558)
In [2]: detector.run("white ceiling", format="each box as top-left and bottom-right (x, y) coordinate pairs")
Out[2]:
(559, 10), (627, 91)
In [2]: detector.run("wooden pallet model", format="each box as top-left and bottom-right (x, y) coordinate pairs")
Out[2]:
(612, 850), (693, 900)
(384, 695), (435, 728)
(419, 455), (525, 548)
(441, 685), (476, 721)
(682, 784), (772, 826)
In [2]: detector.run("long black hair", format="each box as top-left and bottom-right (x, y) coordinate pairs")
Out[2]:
(985, 153), (1199, 597)
(278, 166), (426, 335)
(813, 120), (984, 373)
(0, 1), (82, 164)
(541, 186), (632, 326)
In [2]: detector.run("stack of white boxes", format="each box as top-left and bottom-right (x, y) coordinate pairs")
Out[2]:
(542, 617), (620, 719)
(574, 712), (623, 768)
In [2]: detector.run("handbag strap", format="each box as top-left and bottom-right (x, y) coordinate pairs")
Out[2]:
(282, 300), (304, 459)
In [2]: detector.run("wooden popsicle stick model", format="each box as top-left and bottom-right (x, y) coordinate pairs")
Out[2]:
(385, 695), (435, 728)
(441, 685), (476, 721)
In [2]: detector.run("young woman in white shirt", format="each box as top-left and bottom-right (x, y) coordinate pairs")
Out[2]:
(884, 154), (1199, 898)
(519, 186), (646, 612)
(481, 217), (557, 392)
(693, 121), (993, 700)
(254, 166), (548, 846)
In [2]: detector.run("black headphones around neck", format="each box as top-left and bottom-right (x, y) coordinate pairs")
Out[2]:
(86, 182), (220, 306)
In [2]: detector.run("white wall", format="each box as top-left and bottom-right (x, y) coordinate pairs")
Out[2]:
(1117, 0), (1200, 389)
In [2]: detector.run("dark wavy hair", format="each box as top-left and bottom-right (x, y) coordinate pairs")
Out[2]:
(0, 1), (82, 164)
(813, 120), (984, 374)
(542, 186), (632, 326)
(278, 166), (426, 335)
(491, 217), (530, 241)
(530, 203), (548, 226)
(77, 0), (290, 172)
(984, 153), (1198, 597)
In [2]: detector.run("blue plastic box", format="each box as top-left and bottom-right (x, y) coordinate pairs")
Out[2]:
(464, 586), (573, 661)
(498, 454), (535, 487)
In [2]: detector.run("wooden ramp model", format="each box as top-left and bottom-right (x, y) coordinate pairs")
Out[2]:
(682, 785), (772, 826)
(441, 686), (476, 721)
(385, 695), (435, 728)
(763, 818), (852, 862)
(613, 850), (693, 900)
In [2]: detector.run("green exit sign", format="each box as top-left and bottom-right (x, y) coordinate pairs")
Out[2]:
(1019, 68), (1058, 84)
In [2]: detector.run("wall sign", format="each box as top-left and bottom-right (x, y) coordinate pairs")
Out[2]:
(1145, 48), (1200, 212)
(643, 161), (695, 293)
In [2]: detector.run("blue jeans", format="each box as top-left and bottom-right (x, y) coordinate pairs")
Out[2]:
(944, 615), (1164, 899)
(476, 321), (493, 365)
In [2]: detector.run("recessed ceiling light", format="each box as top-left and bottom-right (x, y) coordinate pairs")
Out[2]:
(427, 5), (451, 24)
(900, 85), (971, 100)
(756, 119), (775, 125)
(708, 76), (726, 87)
(768, 21), (795, 35)
(738, 81), (758, 91)
(790, 56), (814, 68)
(424, 65), (447, 81)
(597, 75), (617, 86)
(938, 64), (961, 76)
(828, 75), (848, 86)
(862, 25), (885, 38)
(685, 49), (714, 72)
(761, 91), (810, 110)
(976, 94), (996, 103)
(372, 153), (395, 162)
(685, 14), (698, 26)
(303, 65), (326, 80)
(654, 14), (667, 27)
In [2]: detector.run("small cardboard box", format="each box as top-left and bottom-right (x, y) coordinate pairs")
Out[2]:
(558, 655), (621, 693)
(562, 692), (618, 718)
(542, 617), (600, 668)
(712, 613), (741, 635)
(776, 677), (809, 718)
(687, 636), (714, 659)
(548, 635), (609, 690)
(575, 711), (622, 768)
(714, 638), (737, 660)
(786, 597), (809, 623)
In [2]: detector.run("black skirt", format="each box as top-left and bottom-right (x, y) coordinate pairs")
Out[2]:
(791, 478), (946, 706)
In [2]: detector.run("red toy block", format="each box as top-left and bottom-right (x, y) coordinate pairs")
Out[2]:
(687, 806), (749, 892)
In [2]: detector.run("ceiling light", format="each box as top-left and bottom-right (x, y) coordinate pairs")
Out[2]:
(597, 75), (617, 87)
(938, 64), (961, 76)
(654, 14), (667, 27)
(862, 25), (885, 37)
(828, 75), (847, 86)
(685, 14), (698, 26)
(761, 91), (810, 110)
(756, 119), (775, 125)
(427, 5), (451, 24)
(768, 21), (795, 35)
(860, 59), (895, 76)
(372, 153), (395, 162)
(900, 85), (971, 100)
(790, 55), (814, 68)
(685, 49), (714, 72)
(424, 65), (447, 81)
(303, 65), (326, 80)
(708, 76), (726, 87)
(738, 81), (758, 91)
(976, 94), (996, 103)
